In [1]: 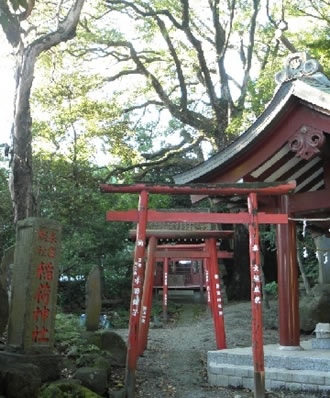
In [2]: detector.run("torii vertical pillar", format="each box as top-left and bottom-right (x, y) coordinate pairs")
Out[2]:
(163, 258), (169, 321)
(207, 238), (226, 350)
(204, 259), (211, 309)
(276, 195), (300, 348)
(125, 190), (149, 398)
(138, 236), (157, 356)
(248, 193), (265, 398)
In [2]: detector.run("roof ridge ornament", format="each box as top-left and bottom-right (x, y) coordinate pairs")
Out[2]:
(288, 125), (326, 160)
(275, 52), (326, 85)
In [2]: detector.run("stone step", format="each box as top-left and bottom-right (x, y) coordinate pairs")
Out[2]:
(208, 363), (330, 393)
(207, 340), (330, 393)
(208, 341), (330, 372)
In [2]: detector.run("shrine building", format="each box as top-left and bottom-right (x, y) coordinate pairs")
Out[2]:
(174, 52), (330, 349)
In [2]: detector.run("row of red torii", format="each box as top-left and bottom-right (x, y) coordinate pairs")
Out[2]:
(100, 181), (296, 398)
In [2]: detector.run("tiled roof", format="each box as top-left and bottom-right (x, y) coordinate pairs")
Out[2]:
(174, 55), (330, 185)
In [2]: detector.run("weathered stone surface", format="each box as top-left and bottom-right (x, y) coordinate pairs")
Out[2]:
(86, 330), (127, 367)
(74, 367), (108, 396)
(0, 351), (62, 382)
(0, 363), (41, 398)
(0, 284), (8, 337)
(0, 245), (14, 336)
(7, 218), (62, 354)
(312, 338), (330, 349)
(300, 284), (330, 332)
(86, 265), (102, 331)
(39, 381), (102, 398)
(0, 245), (15, 294)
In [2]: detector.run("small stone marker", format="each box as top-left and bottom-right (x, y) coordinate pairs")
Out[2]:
(7, 218), (61, 353)
(86, 265), (102, 331)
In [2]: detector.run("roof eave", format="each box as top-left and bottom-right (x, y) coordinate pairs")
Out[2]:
(173, 82), (296, 184)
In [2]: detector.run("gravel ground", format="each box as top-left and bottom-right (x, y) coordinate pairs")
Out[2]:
(114, 299), (326, 398)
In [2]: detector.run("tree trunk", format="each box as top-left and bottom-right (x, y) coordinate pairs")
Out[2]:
(6, 0), (86, 223)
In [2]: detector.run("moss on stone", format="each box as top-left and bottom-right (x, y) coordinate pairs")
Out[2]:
(38, 382), (103, 398)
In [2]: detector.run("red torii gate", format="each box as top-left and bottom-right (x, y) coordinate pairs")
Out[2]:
(133, 233), (234, 352)
(153, 241), (233, 321)
(131, 233), (232, 359)
(100, 181), (295, 398)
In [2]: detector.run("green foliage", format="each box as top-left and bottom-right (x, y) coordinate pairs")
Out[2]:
(108, 307), (130, 328)
(55, 313), (82, 346)
(108, 300), (183, 328)
(264, 281), (278, 298)
(260, 225), (277, 252)
(55, 313), (102, 363)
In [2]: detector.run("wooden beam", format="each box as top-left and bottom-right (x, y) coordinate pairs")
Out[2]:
(101, 181), (296, 196)
(289, 188), (330, 214)
(108, 210), (288, 224)
(154, 249), (233, 259)
(129, 230), (233, 240)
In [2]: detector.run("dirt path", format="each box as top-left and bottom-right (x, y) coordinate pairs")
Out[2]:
(116, 300), (322, 398)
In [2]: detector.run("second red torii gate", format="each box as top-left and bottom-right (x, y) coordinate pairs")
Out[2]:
(153, 241), (233, 318)
(101, 181), (296, 398)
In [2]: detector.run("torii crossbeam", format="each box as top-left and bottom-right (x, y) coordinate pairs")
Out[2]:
(101, 181), (296, 398)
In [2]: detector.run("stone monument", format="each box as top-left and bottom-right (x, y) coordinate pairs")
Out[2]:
(86, 265), (102, 331)
(0, 218), (62, 382)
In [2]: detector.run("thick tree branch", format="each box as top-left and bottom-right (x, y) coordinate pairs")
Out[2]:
(236, 0), (260, 110)
(104, 68), (143, 82)
(181, 0), (219, 116)
(210, 0), (234, 111)
(123, 101), (163, 113)
(0, 0), (20, 47)
(106, 0), (183, 29)
(18, 0), (35, 21)
(156, 16), (188, 110)
(102, 134), (204, 181)
(101, 39), (215, 134)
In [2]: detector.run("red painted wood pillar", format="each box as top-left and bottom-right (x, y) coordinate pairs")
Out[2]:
(203, 259), (211, 309)
(137, 235), (157, 356)
(199, 260), (204, 298)
(125, 190), (148, 398)
(207, 238), (227, 350)
(276, 195), (300, 347)
(248, 193), (265, 398)
(323, 157), (330, 189)
(163, 257), (169, 321)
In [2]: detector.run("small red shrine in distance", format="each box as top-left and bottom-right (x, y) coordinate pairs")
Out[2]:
(174, 52), (330, 349)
